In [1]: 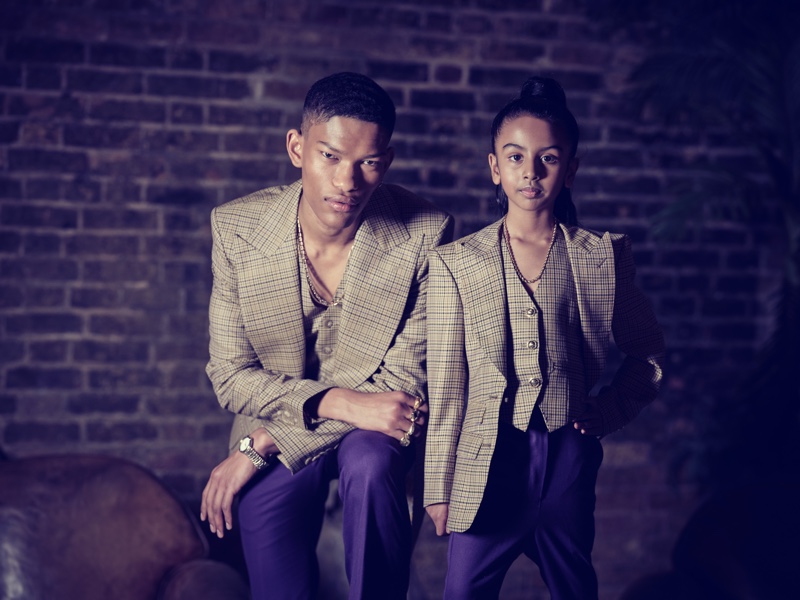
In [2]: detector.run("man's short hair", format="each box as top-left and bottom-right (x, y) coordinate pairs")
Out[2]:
(301, 72), (396, 140)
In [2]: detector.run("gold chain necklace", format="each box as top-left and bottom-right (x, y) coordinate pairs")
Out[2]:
(503, 217), (558, 284)
(297, 217), (349, 307)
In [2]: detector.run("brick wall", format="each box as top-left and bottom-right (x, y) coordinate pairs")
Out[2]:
(0, 1), (778, 598)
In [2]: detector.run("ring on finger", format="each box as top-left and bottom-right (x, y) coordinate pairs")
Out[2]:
(407, 421), (415, 437)
(413, 397), (423, 411)
(410, 409), (419, 422)
(400, 432), (411, 447)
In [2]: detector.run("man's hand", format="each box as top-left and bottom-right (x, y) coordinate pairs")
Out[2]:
(573, 396), (604, 437)
(200, 427), (278, 538)
(316, 388), (428, 443)
(426, 502), (451, 536)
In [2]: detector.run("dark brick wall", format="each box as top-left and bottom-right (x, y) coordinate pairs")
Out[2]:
(0, 1), (779, 597)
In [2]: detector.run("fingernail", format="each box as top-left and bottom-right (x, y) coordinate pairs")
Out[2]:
(226, 522), (232, 530)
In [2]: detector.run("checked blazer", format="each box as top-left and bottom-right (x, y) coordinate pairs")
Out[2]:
(423, 219), (665, 532)
(206, 179), (453, 473)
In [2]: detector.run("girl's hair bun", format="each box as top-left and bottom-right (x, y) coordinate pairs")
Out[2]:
(519, 76), (568, 108)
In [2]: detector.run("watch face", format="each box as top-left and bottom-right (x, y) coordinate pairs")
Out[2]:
(239, 436), (251, 452)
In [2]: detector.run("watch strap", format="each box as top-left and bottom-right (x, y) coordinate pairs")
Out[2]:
(239, 437), (270, 470)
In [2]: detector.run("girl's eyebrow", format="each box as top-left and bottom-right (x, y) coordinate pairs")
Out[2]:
(502, 142), (563, 153)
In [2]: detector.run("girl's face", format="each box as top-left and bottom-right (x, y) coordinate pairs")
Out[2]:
(489, 115), (578, 215)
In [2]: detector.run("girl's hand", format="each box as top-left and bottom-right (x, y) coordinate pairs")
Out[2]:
(573, 396), (604, 437)
(426, 502), (451, 536)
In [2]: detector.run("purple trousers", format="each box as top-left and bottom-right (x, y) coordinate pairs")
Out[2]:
(444, 414), (603, 600)
(237, 429), (413, 600)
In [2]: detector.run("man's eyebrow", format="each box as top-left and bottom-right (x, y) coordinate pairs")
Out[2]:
(318, 140), (387, 159)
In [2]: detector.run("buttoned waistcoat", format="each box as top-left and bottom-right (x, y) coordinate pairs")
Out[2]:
(206, 180), (453, 473)
(423, 219), (665, 532)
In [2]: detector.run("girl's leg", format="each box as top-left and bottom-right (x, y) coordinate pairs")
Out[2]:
(526, 426), (603, 600)
(444, 423), (540, 599)
(444, 527), (524, 599)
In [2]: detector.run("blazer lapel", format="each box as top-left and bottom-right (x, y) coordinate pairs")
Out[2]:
(563, 225), (615, 386)
(335, 186), (420, 390)
(458, 220), (508, 379)
(237, 182), (306, 375)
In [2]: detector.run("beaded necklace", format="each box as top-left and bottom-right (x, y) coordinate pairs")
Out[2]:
(297, 217), (351, 307)
(503, 216), (558, 284)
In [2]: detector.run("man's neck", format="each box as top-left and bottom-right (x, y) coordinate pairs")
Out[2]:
(297, 200), (361, 249)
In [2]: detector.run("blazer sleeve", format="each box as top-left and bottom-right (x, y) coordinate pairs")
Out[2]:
(423, 249), (467, 507)
(206, 207), (330, 426)
(596, 236), (665, 434)
(268, 214), (454, 472)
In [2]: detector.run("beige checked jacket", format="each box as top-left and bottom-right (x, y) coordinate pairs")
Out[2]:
(423, 220), (665, 532)
(206, 180), (453, 473)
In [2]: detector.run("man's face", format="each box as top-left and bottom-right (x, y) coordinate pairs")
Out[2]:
(287, 116), (394, 233)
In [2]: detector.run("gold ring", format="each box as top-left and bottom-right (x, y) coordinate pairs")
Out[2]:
(413, 397), (423, 411)
(407, 422), (415, 437)
(400, 433), (411, 447)
(410, 409), (419, 422)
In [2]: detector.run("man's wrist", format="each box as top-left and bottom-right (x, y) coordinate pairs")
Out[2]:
(251, 426), (278, 456)
(238, 435), (271, 470)
(314, 388), (347, 421)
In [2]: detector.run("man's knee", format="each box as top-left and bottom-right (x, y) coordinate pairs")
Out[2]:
(337, 431), (407, 488)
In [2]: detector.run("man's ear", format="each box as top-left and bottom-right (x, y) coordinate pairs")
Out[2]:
(488, 153), (501, 185)
(565, 156), (580, 188)
(286, 129), (303, 168)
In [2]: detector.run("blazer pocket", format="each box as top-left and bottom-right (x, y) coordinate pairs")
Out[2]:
(456, 432), (483, 460)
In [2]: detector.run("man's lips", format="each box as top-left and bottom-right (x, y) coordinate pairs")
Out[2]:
(325, 195), (360, 212)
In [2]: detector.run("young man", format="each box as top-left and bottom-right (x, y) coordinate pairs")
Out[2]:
(199, 72), (453, 600)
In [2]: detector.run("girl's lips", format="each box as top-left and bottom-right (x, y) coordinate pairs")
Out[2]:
(519, 187), (542, 199)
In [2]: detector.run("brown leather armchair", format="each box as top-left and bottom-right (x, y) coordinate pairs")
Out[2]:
(0, 453), (249, 600)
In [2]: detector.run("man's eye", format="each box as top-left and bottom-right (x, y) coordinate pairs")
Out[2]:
(321, 152), (335, 159)
(541, 155), (559, 164)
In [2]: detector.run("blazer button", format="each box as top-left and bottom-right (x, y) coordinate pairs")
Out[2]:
(525, 307), (537, 317)
(528, 377), (542, 387)
(527, 340), (539, 349)
(325, 320), (334, 328)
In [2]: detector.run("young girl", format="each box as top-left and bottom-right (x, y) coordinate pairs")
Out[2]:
(423, 77), (665, 599)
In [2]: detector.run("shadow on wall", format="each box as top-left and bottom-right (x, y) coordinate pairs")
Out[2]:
(621, 482), (800, 600)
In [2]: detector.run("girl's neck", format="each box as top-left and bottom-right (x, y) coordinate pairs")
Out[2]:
(504, 207), (556, 239)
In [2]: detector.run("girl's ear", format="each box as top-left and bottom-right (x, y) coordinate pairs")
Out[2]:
(564, 156), (579, 188)
(286, 129), (303, 168)
(488, 153), (502, 185)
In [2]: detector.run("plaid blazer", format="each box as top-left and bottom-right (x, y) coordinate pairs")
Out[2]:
(207, 180), (453, 473)
(423, 219), (665, 532)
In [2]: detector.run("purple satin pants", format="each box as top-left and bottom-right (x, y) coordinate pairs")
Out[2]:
(237, 429), (413, 600)
(444, 416), (603, 600)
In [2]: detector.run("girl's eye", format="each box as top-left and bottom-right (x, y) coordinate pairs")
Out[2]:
(541, 155), (559, 164)
(508, 154), (523, 163)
